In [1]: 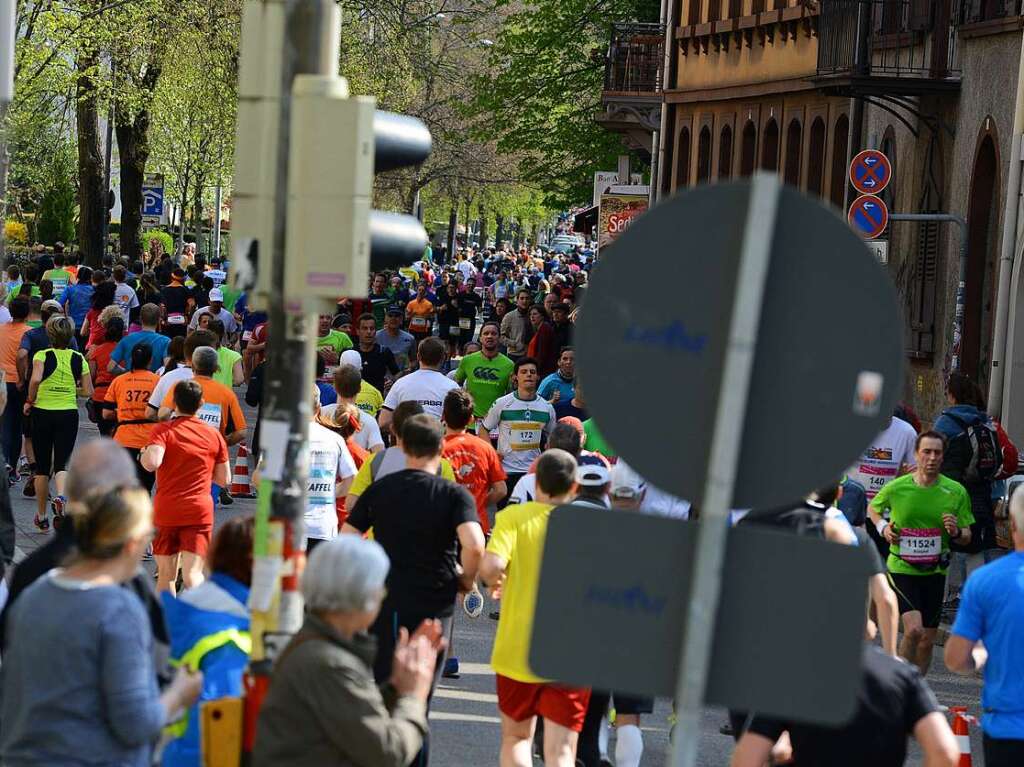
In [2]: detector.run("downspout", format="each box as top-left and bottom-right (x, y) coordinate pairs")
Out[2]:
(987, 29), (1024, 419)
(653, 0), (676, 201)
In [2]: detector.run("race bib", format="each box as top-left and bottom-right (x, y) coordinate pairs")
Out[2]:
(167, 313), (186, 325)
(459, 317), (472, 330)
(242, 330), (253, 342)
(854, 460), (898, 498)
(898, 528), (942, 567)
(449, 326), (461, 336)
(410, 316), (428, 331)
(509, 421), (542, 451)
(197, 402), (222, 430)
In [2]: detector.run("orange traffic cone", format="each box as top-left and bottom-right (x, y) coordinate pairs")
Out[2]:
(949, 706), (973, 767)
(230, 444), (256, 498)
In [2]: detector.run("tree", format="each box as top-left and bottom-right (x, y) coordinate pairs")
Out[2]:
(470, 0), (658, 208)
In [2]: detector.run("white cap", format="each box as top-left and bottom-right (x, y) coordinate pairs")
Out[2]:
(340, 349), (362, 370)
(610, 460), (646, 499)
(208, 288), (224, 302)
(576, 464), (611, 487)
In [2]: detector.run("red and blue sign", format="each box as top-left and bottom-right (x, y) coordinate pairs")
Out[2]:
(849, 150), (892, 195)
(848, 194), (889, 239)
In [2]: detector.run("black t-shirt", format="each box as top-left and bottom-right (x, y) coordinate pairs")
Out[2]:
(457, 291), (482, 320)
(161, 285), (191, 316)
(348, 469), (477, 617)
(746, 644), (939, 767)
(358, 344), (398, 391)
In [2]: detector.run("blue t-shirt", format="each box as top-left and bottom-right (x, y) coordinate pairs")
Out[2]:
(538, 372), (575, 402)
(62, 283), (95, 328)
(838, 477), (868, 528)
(951, 551), (1024, 738)
(316, 381), (337, 407)
(111, 330), (171, 373)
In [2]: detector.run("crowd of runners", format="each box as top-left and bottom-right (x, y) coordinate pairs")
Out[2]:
(0, 239), (1020, 767)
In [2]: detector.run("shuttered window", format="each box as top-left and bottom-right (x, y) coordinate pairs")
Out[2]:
(908, 218), (939, 358)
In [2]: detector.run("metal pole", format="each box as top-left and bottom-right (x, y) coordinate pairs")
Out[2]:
(1, 0), (16, 268)
(670, 173), (781, 767)
(101, 60), (115, 262)
(889, 213), (968, 374)
(260, 0), (339, 634)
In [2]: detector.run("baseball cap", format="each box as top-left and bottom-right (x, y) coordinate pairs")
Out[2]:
(576, 464), (610, 487)
(386, 306), (403, 316)
(208, 288), (224, 302)
(610, 460), (646, 499)
(41, 300), (63, 314)
(340, 349), (363, 370)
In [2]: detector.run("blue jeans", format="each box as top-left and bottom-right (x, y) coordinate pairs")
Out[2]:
(949, 548), (1005, 597)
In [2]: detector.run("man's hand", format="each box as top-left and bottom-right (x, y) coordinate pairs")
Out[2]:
(319, 348), (338, 366)
(549, 390), (560, 404)
(883, 523), (900, 545)
(942, 513), (960, 538)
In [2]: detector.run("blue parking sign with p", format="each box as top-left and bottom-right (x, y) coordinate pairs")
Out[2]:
(142, 175), (165, 218)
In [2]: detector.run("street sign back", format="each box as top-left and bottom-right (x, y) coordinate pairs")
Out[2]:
(848, 194), (889, 239)
(849, 149), (892, 195)
(530, 506), (871, 724)
(576, 182), (903, 509)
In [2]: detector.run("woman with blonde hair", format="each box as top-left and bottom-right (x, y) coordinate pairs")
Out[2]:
(0, 485), (202, 766)
(24, 315), (92, 530)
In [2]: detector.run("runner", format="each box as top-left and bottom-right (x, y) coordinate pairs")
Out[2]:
(160, 267), (195, 339)
(453, 322), (513, 427)
(207, 319), (244, 388)
(376, 307), (416, 371)
(315, 313), (353, 367)
(379, 337), (459, 428)
(145, 330), (218, 421)
(538, 347), (575, 404)
(320, 363), (385, 454)
(188, 288), (238, 342)
(354, 313), (399, 391)
(406, 281), (436, 344)
(499, 289), (532, 360)
(0, 298), (31, 484)
(112, 266), (140, 325)
(480, 449), (590, 767)
(868, 431), (974, 675)
(158, 347), (247, 450)
(850, 414), (918, 555)
(104, 343), (160, 491)
(442, 389), (507, 535)
(142, 379), (231, 594)
(305, 387), (357, 553)
(339, 348), (385, 418)
(109, 303), (170, 375)
(481, 357), (556, 506)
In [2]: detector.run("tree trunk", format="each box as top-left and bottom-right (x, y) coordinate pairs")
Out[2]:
(115, 111), (150, 261)
(495, 213), (504, 250)
(76, 55), (105, 267)
(478, 203), (487, 249)
(192, 174), (204, 255)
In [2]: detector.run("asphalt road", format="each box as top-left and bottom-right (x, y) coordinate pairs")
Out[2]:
(5, 408), (989, 766)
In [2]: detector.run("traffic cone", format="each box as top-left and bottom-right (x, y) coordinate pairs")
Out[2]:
(949, 706), (973, 767)
(230, 445), (256, 498)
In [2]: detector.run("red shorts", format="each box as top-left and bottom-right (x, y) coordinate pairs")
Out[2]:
(153, 524), (212, 557)
(495, 674), (591, 732)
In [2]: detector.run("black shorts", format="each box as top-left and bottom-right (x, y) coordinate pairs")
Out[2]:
(612, 693), (654, 716)
(888, 572), (947, 629)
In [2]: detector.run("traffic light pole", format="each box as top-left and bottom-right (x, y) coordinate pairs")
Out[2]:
(1, 0), (15, 269)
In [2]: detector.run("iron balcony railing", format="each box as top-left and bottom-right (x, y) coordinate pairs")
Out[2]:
(817, 0), (962, 81)
(604, 22), (666, 94)
(957, 0), (1022, 24)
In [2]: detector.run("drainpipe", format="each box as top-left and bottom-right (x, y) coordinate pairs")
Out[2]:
(653, 0), (676, 201)
(987, 30), (1024, 419)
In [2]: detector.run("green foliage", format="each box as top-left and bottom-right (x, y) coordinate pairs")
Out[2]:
(35, 175), (77, 246)
(141, 229), (174, 257)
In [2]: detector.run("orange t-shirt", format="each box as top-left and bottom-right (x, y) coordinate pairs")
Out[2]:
(105, 370), (160, 448)
(88, 341), (117, 400)
(442, 431), (506, 533)
(0, 322), (30, 384)
(161, 374), (246, 437)
(150, 416), (228, 527)
(406, 298), (435, 334)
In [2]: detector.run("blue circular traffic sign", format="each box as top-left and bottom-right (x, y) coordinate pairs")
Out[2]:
(849, 150), (892, 195)
(848, 194), (889, 239)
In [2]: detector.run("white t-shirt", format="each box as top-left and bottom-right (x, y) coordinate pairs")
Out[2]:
(509, 473), (536, 505)
(847, 417), (917, 500)
(114, 283), (139, 324)
(206, 269), (227, 287)
(0, 305), (12, 325)
(482, 392), (557, 474)
(456, 260), (476, 281)
(148, 366), (194, 409)
(382, 369), (459, 419)
(320, 403), (384, 452)
(306, 421), (357, 540)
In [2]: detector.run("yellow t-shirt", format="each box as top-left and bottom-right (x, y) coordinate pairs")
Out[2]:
(487, 501), (553, 683)
(347, 450), (456, 499)
(355, 381), (384, 418)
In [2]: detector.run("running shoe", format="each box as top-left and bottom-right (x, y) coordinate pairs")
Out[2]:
(33, 514), (49, 533)
(220, 488), (234, 506)
(442, 657), (460, 679)
(463, 584), (484, 618)
(6, 465), (17, 488)
(16, 456), (30, 478)
(51, 495), (67, 528)
(22, 476), (35, 498)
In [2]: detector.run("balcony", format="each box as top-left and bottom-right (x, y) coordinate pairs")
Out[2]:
(815, 0), (962, 97)
(597, 23), (666, 154)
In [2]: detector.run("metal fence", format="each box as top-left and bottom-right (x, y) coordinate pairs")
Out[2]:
(604, 23), (665, 94)
(817, 0), (962, 80)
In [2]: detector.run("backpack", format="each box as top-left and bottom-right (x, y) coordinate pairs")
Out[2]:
(946, 413), (1003, 483)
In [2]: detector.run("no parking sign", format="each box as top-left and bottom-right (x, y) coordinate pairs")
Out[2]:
(848, 194), (889, 239)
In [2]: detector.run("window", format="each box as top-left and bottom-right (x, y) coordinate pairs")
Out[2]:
(761, 119), (779, 172)
(688, 0), (702, 24)
(709, 0), (721, 23)
(719, 124), (734, 180)
(740, 121), (757, 177)
(728, 0), (742, 18)
(830, 115), (850, 208)
(879, 131), (897, 213)
(807, 118), (826, 197)
(676, 127), (692, 189)
(784, 119), (802, 187)
(697, 126), (713, 183)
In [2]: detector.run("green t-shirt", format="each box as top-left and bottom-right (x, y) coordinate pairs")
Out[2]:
(41, 268), (72, 300)
(869, 473), (974, 576)
(316, 329), (353, 355)
(583, 418), (616, 459)
(214, 347), (242, 388)
(221, 284), (241, 312)
(455, 351), (514, 417)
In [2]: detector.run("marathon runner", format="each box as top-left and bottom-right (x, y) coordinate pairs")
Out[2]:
(453, 322), (514, 427)
(868, 430), (974, 675)
(379, 337), (459, 428)
(305, 387), (357, 553)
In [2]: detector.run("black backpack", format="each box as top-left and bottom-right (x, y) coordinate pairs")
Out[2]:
(945, 413), (1003, 483)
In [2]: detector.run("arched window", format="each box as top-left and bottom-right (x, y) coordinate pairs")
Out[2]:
(740, 121), (757, 177)
(830, 114), (850, 208)
(807, 118), (827, 197)
(676, 127), (692, 189)
(719, 124), (734, 181)
(697, 126), (712, 184)
(784, 119), (802, 187)
(761, 119), (779, 172)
